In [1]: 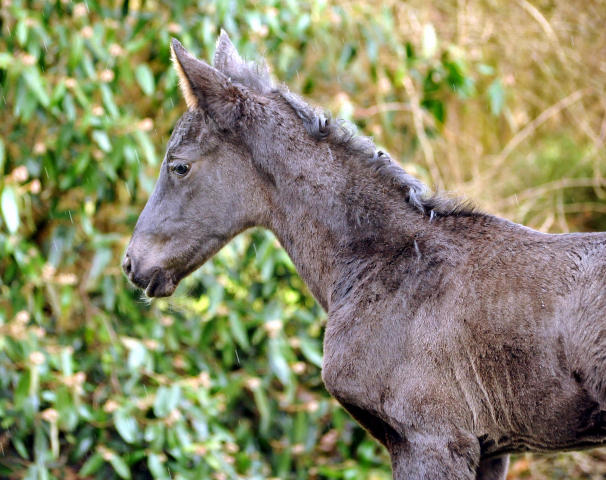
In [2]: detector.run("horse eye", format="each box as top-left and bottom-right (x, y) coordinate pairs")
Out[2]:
(171, 163), (189, 177)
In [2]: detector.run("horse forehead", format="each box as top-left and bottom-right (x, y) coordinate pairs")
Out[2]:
(167, 110), (210, 150)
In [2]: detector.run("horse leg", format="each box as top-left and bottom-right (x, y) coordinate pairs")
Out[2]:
(476, 456), (509, 480)
(387, 430), (480, 480)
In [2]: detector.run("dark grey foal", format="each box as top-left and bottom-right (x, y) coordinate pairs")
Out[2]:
(123, 32), (606, 479)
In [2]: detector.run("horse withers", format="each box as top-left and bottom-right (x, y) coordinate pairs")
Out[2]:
(123, 32), (606, 479)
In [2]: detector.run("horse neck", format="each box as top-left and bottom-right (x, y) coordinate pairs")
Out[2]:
(265, 143), (425, 312)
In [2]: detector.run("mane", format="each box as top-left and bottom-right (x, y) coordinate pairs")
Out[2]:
(226, 58), (480, 219)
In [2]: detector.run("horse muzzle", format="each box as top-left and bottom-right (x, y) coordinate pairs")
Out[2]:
(122, 253), (178, 298)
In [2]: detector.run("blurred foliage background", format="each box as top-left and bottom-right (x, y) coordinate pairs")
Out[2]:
(1, 0), (606, 479)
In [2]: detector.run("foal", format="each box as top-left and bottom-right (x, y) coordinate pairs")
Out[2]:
(124, 32), (606, 479)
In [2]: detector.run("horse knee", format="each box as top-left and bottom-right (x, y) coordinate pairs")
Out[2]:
(388, 431), (480, 480)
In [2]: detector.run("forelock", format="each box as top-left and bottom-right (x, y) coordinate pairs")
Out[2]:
(166, 110), (210, 151)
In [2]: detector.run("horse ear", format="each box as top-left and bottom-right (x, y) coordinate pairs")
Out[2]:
(214, 30), (243, 75)
(213, 31), (272, 94)
(170, 38), (244, 129)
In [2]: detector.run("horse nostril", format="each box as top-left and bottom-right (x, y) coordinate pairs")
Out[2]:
(122, 254), (132, 276)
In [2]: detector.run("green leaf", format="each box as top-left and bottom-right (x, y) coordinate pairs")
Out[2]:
(109, 453), (132, 480)
(16, 19), (28, 46)
(134, 130), (157, 165)
(252, 385), (271, 434)
(73, 435), (94, 460)
(268, 338), (291, 387)
(100, 84), (119, 117)
(488, 78), (505, 116)
(478, 64), (495, 76)
(165, 384), (181, 412)
(147, 453), (169, 480)
(153, 384), (180, 418)
(153, 386), (170, 418)
(1, 185), (19, 234)
(13, 437), (30, 460)
(228, 312), (249, 349)
(422, 23), (437, 58)
(34, 425), (48, 462)
(61, 348), (73, 377)
(0, 138), (5, 174)
(205, 452), (222, 470)
(299, 336), (323, 367)
(127, 341), (147, 371)
(85, 247), (112, 290)
(13, 372), (30, 410)
(135, 64), (155, 96)
(23, 69), (50, 108)
(0, 52), (14, 68)
(175, 422), (192, 450)
(68, 34), (84, 69)
(23, 465), (38, 480)
(56, 386), (78, 431)
(80, 453), (104, 476)
(92, 130), (112, 152)
(51, 77), (67, 106)
(62, 92), (76, 121)
(144, 422), (164, 442)
(114, 409), (139, 444)
(15, 80), (38, 120)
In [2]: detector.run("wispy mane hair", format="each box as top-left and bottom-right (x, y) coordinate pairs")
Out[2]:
(226, 56), (479, 219)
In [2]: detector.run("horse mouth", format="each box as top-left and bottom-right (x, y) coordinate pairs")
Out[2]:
(126, 265), (178, 298)
(123, 240), (218, 298)
(144, 269), (178, 298)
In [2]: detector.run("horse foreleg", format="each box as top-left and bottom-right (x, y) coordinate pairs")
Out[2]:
(387, 431), (480, 480)
(476, 456), (509, 480)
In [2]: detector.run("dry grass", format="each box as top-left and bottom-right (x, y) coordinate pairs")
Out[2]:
(434, 0), (606, 231)
(508, 450), (606, 480)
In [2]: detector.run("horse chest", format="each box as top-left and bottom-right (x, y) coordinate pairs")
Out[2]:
(322, 335), (378, 407)
(321, 311), (413, 411)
